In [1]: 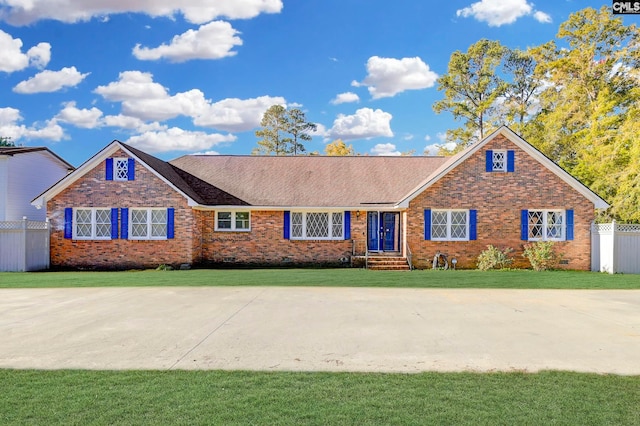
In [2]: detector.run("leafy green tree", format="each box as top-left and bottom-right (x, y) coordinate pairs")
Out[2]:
(325, 139), (355, 156)
(528, 6), (640, 221)
(433, 39), (508, 151)
(501, 48), (541, 135)
(254, 106), (317, 155)
(286, 108), (317, 156)
(253, 105), (289, 155)
(0, 136), (15, 147)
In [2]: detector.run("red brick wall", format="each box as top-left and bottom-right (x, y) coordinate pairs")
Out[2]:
(195, 210), (366, 266)
(48, 150), (195, 269)
(407, 135), (595, 270)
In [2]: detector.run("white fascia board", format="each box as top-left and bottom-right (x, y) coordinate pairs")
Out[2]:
(192, 205), (405, 212)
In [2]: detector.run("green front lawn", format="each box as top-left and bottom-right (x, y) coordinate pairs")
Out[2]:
(1, 370), (638, 425)
(0, 268), (638, 289)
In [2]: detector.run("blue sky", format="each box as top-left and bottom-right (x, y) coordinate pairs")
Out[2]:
(0, 0), (621, 166)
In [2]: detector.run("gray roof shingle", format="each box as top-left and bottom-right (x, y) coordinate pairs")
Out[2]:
(169, 155), (449, 207)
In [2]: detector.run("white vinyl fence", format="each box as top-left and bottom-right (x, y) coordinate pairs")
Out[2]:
(0, 218), (50, 272)
(592, 221), (640, 274)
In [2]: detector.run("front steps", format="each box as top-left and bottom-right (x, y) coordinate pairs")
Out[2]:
(366, 255), (411, 271)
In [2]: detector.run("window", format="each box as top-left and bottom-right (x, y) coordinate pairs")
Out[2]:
(130, 208), (168, 239)
(431, 210), (469, 241)
(527, 210), (565, 241)
(216, 211), (250, 231)
(486, 150), (514, 172)
(106, 158), (135, 181)
(290, 212), (343, 240)
(73, 208), (112, 240)
(492, 150), (506, 172)
(114, 158), (128, 181)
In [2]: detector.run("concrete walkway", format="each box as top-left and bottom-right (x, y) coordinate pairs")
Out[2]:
(0, 287), (638, 374)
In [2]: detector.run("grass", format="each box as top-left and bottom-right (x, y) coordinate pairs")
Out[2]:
(1, 369), (638, 425)
(0, 268), (639, 289)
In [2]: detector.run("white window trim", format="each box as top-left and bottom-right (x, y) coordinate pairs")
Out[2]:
(290, 211), (344, 241)
(114, 158), (129, 181)
(528, 209), (566, 242)
(431, 209), (469, 241)
(215, 211), (251, 232)
(73, 207), (112, 240)
(129, 208), (167, 240)
(492, 150), (507, 172)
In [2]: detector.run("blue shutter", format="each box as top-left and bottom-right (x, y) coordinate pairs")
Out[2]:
(111, 208), (119, 239)
(127, 158), (135, 181)
(566, 209), (574, 241)
(521, 210), (529, 241)
(485, 150), (493, 172)
(344, 211), (351, 240)
(167, 208), (175, 239)
(424, 209), (431, 240)
(105, 158), (114, 180)
(469, 210), (477, 241)
(121, 208), (129, 240)
(507, 150), (515, 172)
(283, 211), (290, 240)
(64, 208), (73, 239)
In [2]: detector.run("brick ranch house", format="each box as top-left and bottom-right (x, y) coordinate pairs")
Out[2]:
(32, 127), (608, 270)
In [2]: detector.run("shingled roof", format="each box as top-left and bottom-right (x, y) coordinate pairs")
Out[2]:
(0, 146), (74, 170)
(121, 143), (248, 206)
(169, 155), (449, 208)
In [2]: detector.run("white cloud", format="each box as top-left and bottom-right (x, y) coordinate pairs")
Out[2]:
(125, 127), (236, 153)
(56, 102), (103, 128)
(94, 71), (208, 121)
(103, 115), (165, 132)
(330, 92), (360, 105)
(371, 143), (401, 156)
(0, 30), (50, 73)
(327, 108), (393, 141)
(193, 96), (286, 132)
(457, 0), (550, 27)
(190, 150), (220, 155)
(133, 21), (242, 62)
(0, 0), (283, 25)
(94, 71), (168, 101)
(0, 107), (64, 141)
(13, 66), (89, 94)
(95, 70), (288, 132)
(352, 56), (438, 99)
(533, 10), (552, 23)
(424, 132), (456, 155)
(122, 89), (210, 121)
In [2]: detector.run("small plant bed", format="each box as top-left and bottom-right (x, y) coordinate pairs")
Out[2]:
(1, 369), (638, 425)
(0, 268), (638, 289)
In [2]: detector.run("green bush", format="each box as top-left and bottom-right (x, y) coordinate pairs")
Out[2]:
(476, 245), (514, 270)
(522, 241), (562, 271)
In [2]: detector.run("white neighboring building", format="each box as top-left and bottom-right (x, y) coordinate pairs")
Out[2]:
(0, 147), (74, 221)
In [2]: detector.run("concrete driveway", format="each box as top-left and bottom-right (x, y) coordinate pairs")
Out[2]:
(0, 287), (638, 374)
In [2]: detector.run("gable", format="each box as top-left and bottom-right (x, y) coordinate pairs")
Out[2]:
(32, 141), (247, 209)
(399, 127), (609, 210)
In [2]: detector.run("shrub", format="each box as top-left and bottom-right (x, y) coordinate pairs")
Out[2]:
(522, 241), (562, 271)
(476, 245), (514, 270)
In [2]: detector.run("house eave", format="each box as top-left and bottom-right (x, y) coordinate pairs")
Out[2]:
(191, 204), (406, 211)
